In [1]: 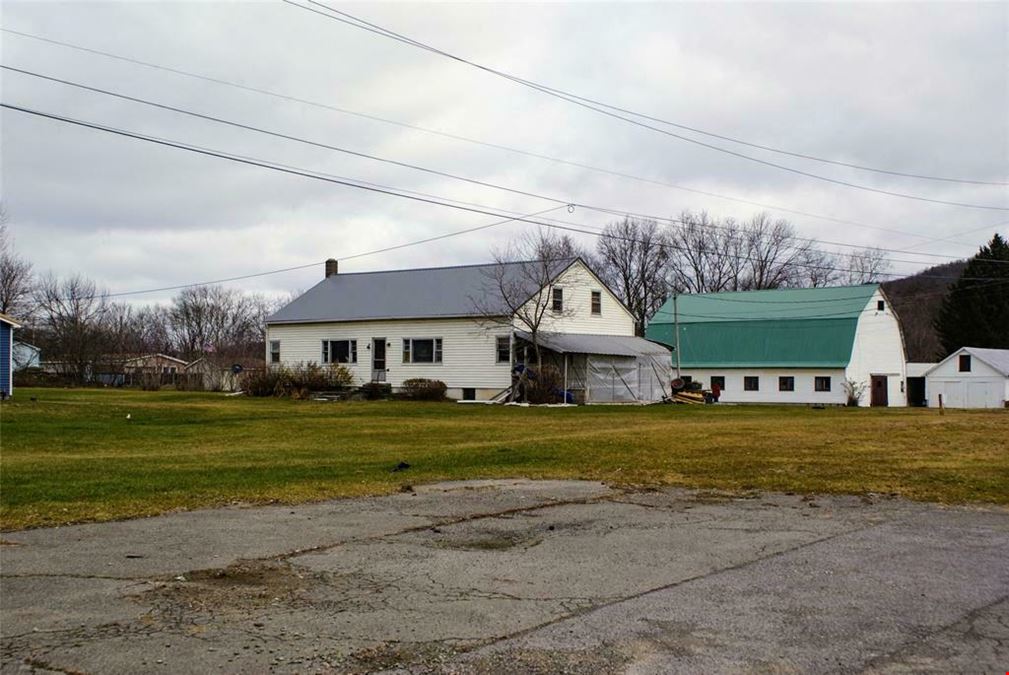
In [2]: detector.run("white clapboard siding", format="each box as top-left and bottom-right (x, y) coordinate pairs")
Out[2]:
(527, 261), (636, 335)
(682, 368), (848, 405)
(845, 289), (907, 407)
(266, 317), (512, 392)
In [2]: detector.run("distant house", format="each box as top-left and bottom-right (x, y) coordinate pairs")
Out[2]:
(646, 284), (907, 406)
(185, 356), (265, 392)
(266, 258), (671, 403)
(924, 347), (1009, 409)
(123, 353), (188, 376)
(12, 341), (41, 371)
(0, 313), (22, 398)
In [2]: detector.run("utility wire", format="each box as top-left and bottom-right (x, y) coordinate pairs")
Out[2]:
(286, 0), (1009, 210)
(4, 101), (1005, 283)
(7, 65), (1003, 269)
(1, 28), (993, 250)
(294, 2), (1008, 189)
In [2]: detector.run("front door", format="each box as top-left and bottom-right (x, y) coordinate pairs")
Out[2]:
(372, 338), (386, 382)
(870, 375), (888, 407)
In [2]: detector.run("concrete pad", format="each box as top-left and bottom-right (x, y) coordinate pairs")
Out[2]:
(2, 481), (1007, 674)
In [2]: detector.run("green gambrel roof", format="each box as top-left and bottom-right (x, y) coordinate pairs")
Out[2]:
(646, 285), (879, 367)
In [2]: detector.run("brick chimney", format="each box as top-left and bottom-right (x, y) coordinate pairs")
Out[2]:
(325, 258), (338, 278)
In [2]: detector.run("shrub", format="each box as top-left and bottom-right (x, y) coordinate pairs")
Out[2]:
(359, 382), (392, 400)
(245, 363), (354, 397)
(401, 378), (447, 401)
(843, 379), (866, 407)
(523, 364), (564, 404)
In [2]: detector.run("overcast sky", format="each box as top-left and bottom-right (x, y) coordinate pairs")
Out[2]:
(2, 1), (1007, 304)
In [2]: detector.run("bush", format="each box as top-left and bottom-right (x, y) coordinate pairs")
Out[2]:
(245, 363), (354, 398)
(359, 382), (392, 400)
(400, 378), (447, 401)
(523, 364), (564, 404)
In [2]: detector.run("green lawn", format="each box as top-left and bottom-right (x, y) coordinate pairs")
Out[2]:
(1, 388), (1007, 530)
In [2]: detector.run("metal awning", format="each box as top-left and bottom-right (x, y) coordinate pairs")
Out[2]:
(515, 331), (671, 358)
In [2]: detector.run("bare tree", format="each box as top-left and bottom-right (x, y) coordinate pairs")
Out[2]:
(473, 229), (579, 373)
(800, 248), (841, 288)
(844, 247), (891, 284)
(0, 208), (35, 319)
(169, 285), (264, 359)
(667, 211), (746, 293)
(595, 217), (670, 335)
(33, 273), (109, 383)
(741, 213), (811, 290)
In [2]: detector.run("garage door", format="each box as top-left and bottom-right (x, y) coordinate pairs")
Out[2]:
(936, 381), (965, 408)
(967, 382), (999, 408)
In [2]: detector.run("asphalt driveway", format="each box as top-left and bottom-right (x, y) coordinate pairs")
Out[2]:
(2, 479), (1007, 673)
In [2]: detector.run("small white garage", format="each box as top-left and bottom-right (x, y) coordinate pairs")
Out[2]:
(924, 347), (1009, 409)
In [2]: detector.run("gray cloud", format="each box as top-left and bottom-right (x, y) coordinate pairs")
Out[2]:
(2, 0), (1007, 304)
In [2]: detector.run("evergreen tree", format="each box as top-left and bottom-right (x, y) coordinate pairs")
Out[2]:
(935, 233), (1009, 356)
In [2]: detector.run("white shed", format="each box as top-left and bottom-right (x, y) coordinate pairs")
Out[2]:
(924, 347), (1009, 409)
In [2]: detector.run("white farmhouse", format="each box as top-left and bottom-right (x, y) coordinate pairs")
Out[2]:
(266, 258), (671, 402)
(646, 284), (907, 406)
(923, 347), (1009, 409)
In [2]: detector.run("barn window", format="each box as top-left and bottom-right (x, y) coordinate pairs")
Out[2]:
(404, 338), (442, 364)
(322, 340), (357, 364)
(269, 340), (281, 364)
(591, 290), (602, 315)
(710, 376), (725, 391)
(815, 376), (832, 392)
(496, 336), (511, 363)
(877, 300), (885, 311)
(744, 376), (760, 391)
(959, 354), (971, 372)
(778, 376), (794, 392)
(552, 287), (564, 312)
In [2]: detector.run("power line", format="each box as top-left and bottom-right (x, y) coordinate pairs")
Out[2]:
(7, 65), (1002, 270)
(4, 101), (1004, 283)
(2, 28), (994, 250)
(286, 0), (1009, 210)
(294, 3), (1008, 189)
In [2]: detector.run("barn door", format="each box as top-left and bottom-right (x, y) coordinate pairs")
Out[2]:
(870, 375), (888, 407)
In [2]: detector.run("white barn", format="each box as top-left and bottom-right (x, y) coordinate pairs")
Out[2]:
(266, 258), (671, 402)
(924, 347), (1009, 409)
(646, 284), (908, 406)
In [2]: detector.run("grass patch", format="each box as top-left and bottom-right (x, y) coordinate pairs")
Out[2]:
(1, 388), (1007, 530)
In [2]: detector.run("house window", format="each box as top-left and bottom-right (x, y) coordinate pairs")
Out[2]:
(778, 376), (794, 392)
(877, 300), (885, 311)
(591, 290), (602, 315)
(814, 376), (831, 392)
(322, 339), (357, 364)
(496, 336), (511, 364)
(403, 338), (443, 364)
(710, 376), (725, 391)
(269, 340), (280, 364)
(744, 376), (760, 391)
(959, 354), (971, 372)
(552, 287), (564, 312)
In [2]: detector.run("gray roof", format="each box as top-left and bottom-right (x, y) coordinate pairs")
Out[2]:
(267, 259), (575, 324)
(963, 347), (1009, 377)
(516, 331), (671, 357)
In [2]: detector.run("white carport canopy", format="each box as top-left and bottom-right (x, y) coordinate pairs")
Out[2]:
(515, 331), (672, 403)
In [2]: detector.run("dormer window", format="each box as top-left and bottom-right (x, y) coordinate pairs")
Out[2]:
(552, 287), (564, 312)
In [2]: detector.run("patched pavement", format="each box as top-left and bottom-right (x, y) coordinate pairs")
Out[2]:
(1, 480), (1007, 673)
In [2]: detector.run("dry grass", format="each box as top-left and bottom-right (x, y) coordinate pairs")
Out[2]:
(1, 388), (1006, 530)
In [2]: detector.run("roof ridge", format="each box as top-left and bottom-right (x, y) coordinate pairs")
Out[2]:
(685, 283), (878, 298)
(329, 257), (574, 278)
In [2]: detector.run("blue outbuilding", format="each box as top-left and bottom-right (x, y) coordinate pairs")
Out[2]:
(1, 312), (22, 399)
